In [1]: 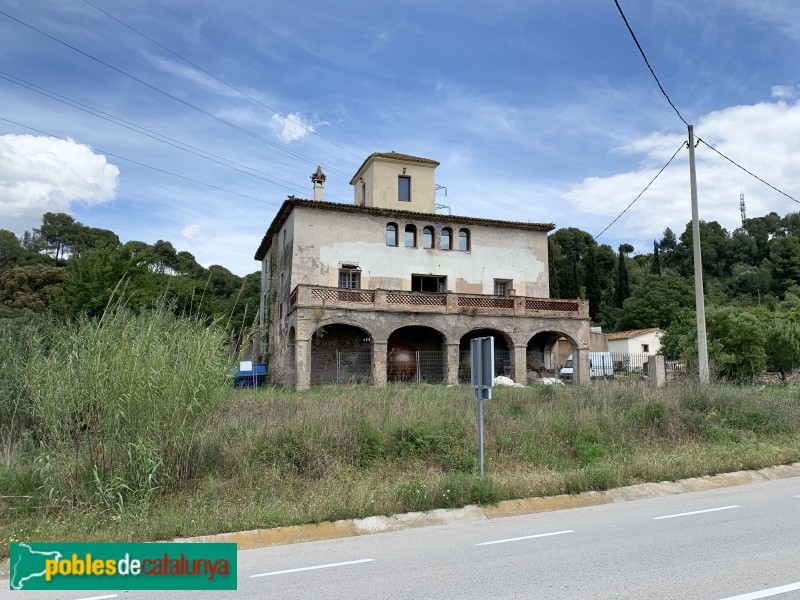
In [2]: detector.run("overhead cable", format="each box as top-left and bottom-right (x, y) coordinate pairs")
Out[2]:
(148, 0), (382, 150)
(593, 141), (687, 241)
(613, 0), (688, 127)
(0, 9), (351, 179)
(697, 138), (800, 205)
(0, 71), (338, 199)
(80, 0), (363, 160)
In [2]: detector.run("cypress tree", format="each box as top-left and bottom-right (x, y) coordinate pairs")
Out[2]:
(584, 245), (601, 321)
(653, 239), (661, 276)
(615, 244), (633, 308)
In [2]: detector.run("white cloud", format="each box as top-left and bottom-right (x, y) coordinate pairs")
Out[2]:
(0, 134), (119, 233)
(771, 85), (797, 100)
(271, 112), (328, 143)
(180, 223), (215, 247)
(562, 99), (800, 251)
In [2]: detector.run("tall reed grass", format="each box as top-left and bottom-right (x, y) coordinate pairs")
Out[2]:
(1, 307), (231, 511)
(3, 314), (800, 558)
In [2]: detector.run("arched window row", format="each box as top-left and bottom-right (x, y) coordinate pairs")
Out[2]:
(386, 223), (470, 252)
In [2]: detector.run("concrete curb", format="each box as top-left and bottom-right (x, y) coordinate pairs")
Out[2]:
(3, 462), (800, 581)
(178, 462), (800, 548)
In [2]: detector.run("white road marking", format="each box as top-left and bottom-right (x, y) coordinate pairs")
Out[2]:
(250, 558), (375, 578)
(75, 595), (118, 600)
(476, 530), (575, 546)
(717, 581), (800, 599)
(653, 505), (739, 520)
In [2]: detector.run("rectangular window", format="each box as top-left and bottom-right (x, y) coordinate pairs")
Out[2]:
(339, 269), (361, 289)
(412, 274), (446, 293)
(398, 176), (411, 202)
(641, 344), (649, 353)
(494, 279), (512, 296)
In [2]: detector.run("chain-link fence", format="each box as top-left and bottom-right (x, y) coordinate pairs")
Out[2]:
(459, 348), (511, 382)
(312, 350), (372, 384)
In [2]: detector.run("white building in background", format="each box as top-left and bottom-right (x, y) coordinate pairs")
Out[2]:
(606, 328), (665, 356)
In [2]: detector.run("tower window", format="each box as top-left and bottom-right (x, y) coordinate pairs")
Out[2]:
(398, 176), (411, 202)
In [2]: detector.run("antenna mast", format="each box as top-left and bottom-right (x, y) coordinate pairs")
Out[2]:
(740, 191), (747, 226)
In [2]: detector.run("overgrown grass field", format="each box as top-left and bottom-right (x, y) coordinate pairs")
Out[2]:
(3, 310), (800, 561)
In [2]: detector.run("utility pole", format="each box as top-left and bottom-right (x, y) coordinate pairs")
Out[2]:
(688, 125), (710, 383)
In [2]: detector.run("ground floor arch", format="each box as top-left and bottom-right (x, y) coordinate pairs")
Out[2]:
(526, 331), (576, 380)
(387, 325), (446, 382)
(310, 323), (372, 384)
(459, 328), (513, 382)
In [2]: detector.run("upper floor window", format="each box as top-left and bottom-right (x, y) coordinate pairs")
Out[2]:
(458, 228), (470, 252)
(405, 224), (417, 247)
(641, 344), (650, 353)
(339, 267), (361, 289)
(423, 226), (434, 249)
(494, 278), (512, 297)
(398, 176), (411, 202)
(441, 227), (452, 250)
(386, 222), (398, 246)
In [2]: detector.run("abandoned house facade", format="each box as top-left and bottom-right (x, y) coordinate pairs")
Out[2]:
(255, 152), (591, 389)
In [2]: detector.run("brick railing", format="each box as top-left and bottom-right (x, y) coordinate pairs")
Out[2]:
(292, 285), (588, 318)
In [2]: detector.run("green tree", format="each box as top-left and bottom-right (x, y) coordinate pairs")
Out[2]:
(664, 307), (767, 380)
(0, 264), (65, 312)
(617, 274), (694, 330)
(38, 212), (78, 263)
(615, 244), (633, 308)
(769, 235), (800, 294)
(62, 244), (150, 317)
(764, 318), (800, 381)
(583, 246), (601, 321)
(652, 240), (661, 276)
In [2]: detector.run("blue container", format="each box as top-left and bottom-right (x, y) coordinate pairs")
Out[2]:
(233, 362), (267, 388)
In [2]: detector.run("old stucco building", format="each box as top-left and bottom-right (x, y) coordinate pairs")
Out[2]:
(255, 152), (591, 389)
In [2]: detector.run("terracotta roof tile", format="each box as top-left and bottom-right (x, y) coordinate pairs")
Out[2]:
(607, 328), (663, 340)
(349, 152), (440, 184)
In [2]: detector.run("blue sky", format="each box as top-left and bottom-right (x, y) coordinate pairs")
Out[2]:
(2, 0), (800, 275)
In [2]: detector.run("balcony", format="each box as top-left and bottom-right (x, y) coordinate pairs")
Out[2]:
(288, 284), (589, 319)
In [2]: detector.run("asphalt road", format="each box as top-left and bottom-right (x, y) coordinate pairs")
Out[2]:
(4, 475), (800, 599)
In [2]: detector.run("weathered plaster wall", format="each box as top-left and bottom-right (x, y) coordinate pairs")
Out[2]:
(289, 207), (550, 297)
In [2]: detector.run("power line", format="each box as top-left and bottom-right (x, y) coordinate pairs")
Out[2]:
(613, 0), (688, 127)
(0, 115), (283, 208)
(148, 0), (383, 151)
(0, 8), (352, 180)
(0, 70), (350, 200)
(697, 138), (800, 205)
(593, 140), (687, 241)
(79, 0), (363, 160)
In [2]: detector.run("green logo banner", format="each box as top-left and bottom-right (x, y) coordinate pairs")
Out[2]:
(9, 542), (237, 591)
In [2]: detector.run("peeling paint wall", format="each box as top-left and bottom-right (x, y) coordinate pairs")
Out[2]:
(290, 206), (550, 297)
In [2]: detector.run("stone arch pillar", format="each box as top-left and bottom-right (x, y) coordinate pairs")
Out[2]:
(295, 337), (311, 390)
(573, 347), (590, 385)
(373, 340), (388, 387)
(446, 342), (461, 385)
(512, 344), (527, 384)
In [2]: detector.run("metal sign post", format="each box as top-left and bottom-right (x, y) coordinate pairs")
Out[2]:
(470, 337), (494, 476)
